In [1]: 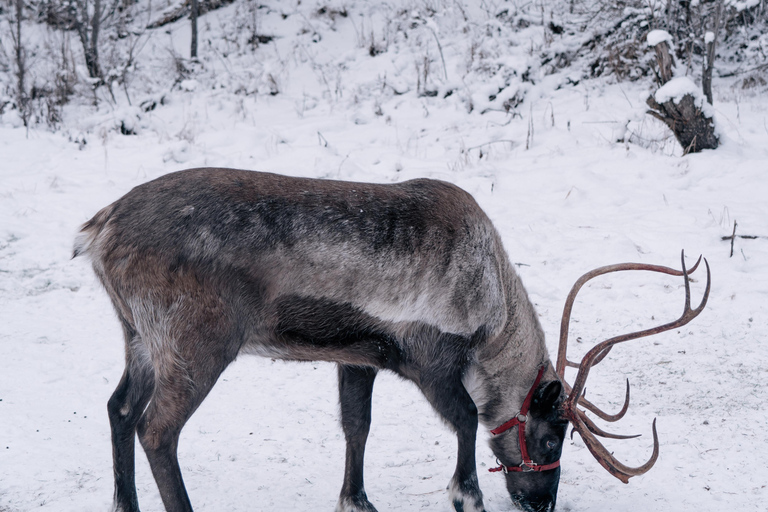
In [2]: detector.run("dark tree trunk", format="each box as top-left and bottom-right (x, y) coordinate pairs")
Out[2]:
(9, 0), (30, 127)
(73, 0), (103, 82)
(646, 40), (718, 154)
(84, 47), (101, 80)
(15, 0), (25, 96)
(89, 0), (102, 79)
(14, 0), (27, 121)
(190, 0), (198, 59)
(653, 41), (675, 85)
(702, 0), (723, 106)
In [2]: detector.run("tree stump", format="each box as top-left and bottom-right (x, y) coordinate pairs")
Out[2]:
(646, 39), (719, 154)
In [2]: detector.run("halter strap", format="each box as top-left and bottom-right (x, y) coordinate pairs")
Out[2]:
(489, 366), (561, 474)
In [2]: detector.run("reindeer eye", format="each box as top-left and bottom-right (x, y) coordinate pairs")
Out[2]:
(546, 440), (557, 450)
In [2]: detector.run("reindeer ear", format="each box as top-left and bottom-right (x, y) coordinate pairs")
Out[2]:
(532, 381), (563, 411)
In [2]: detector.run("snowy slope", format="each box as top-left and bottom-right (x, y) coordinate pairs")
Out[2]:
(1, 1), (767, 511)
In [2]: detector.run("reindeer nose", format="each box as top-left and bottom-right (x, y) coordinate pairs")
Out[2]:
(529, 498), (555, 512)
(535, 499), (555, 512)
(512, 493), (556, 512)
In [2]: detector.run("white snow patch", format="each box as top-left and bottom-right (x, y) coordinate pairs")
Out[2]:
(114, 107), (142, 134)
(1, 109), (24, 128)
(653, 76), (715, 118)
(646, 29), (673, 47)
(180, 79), (199, 92)
(727, 0), (760, 11)
(654, 76), (701, 104)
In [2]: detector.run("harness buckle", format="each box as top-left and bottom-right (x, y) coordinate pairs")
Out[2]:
(516, 413), (528, 422)
(520, 460), (538, 472)
(495, 458), (509, 474)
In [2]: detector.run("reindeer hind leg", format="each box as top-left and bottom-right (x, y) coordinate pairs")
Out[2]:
(132, 299), (241, 512)
(337, 364), (379, 512)
(108, 323), (155, 512)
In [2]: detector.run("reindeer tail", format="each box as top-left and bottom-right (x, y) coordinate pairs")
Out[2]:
(72, 203), (116, 259)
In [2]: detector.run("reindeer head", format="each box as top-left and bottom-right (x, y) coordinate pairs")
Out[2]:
(489, 372), (568, 512)
(489, 252), (710, 511)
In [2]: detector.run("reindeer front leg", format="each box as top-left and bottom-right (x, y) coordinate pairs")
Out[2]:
(418, 375), (485, 512)
(337, 364), (379, 512)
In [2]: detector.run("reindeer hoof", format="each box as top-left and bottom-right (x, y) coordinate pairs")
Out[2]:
(453, 500), (485, 512)
(449, 477), (485, 512)
(452, 500), (487, 512)
(336, 492), (379, 512)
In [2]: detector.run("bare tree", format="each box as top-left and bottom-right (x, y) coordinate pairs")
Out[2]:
(71, 0), (104, 81)
(190, 0), (198, 59)
(702, 0), (724, 105)
(8, 0), (29, 125)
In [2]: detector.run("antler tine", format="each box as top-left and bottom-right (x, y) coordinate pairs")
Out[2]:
(573, 408), (640, 440)
(591, 345), (614, 366)
(560, 344), (616, 372)
(571, 416), (660, 484)
(561, 378), (631, 422)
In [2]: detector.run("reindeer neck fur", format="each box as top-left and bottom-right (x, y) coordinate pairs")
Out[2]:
(462, 256), (555, 430)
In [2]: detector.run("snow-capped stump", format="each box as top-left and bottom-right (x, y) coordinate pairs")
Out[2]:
(646, 30), (674, 49)
(646, 77), (718, 153)
(645, 32), (719, 154)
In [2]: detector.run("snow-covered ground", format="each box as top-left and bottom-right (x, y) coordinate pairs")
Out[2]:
(1, 1), (767, 511)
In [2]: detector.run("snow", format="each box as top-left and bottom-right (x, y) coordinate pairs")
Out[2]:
(704, 31), (716, 45)
(654, 77), (702, 104)
(180, 79), (199, 92)
(654, 76), (715, 118)
(727, 0), (761, 12)
(1, 1), (768, 512)
(646, 29), (673, 47)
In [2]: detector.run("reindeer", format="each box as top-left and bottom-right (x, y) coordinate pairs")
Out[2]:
(73, 168), (709, 512)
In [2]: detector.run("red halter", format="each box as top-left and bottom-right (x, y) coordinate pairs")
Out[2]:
(489, 366), (561, 474)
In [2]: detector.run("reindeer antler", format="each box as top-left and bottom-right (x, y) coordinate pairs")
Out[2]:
(557, 251), (710, 483)
(556, 254), (703, 422)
